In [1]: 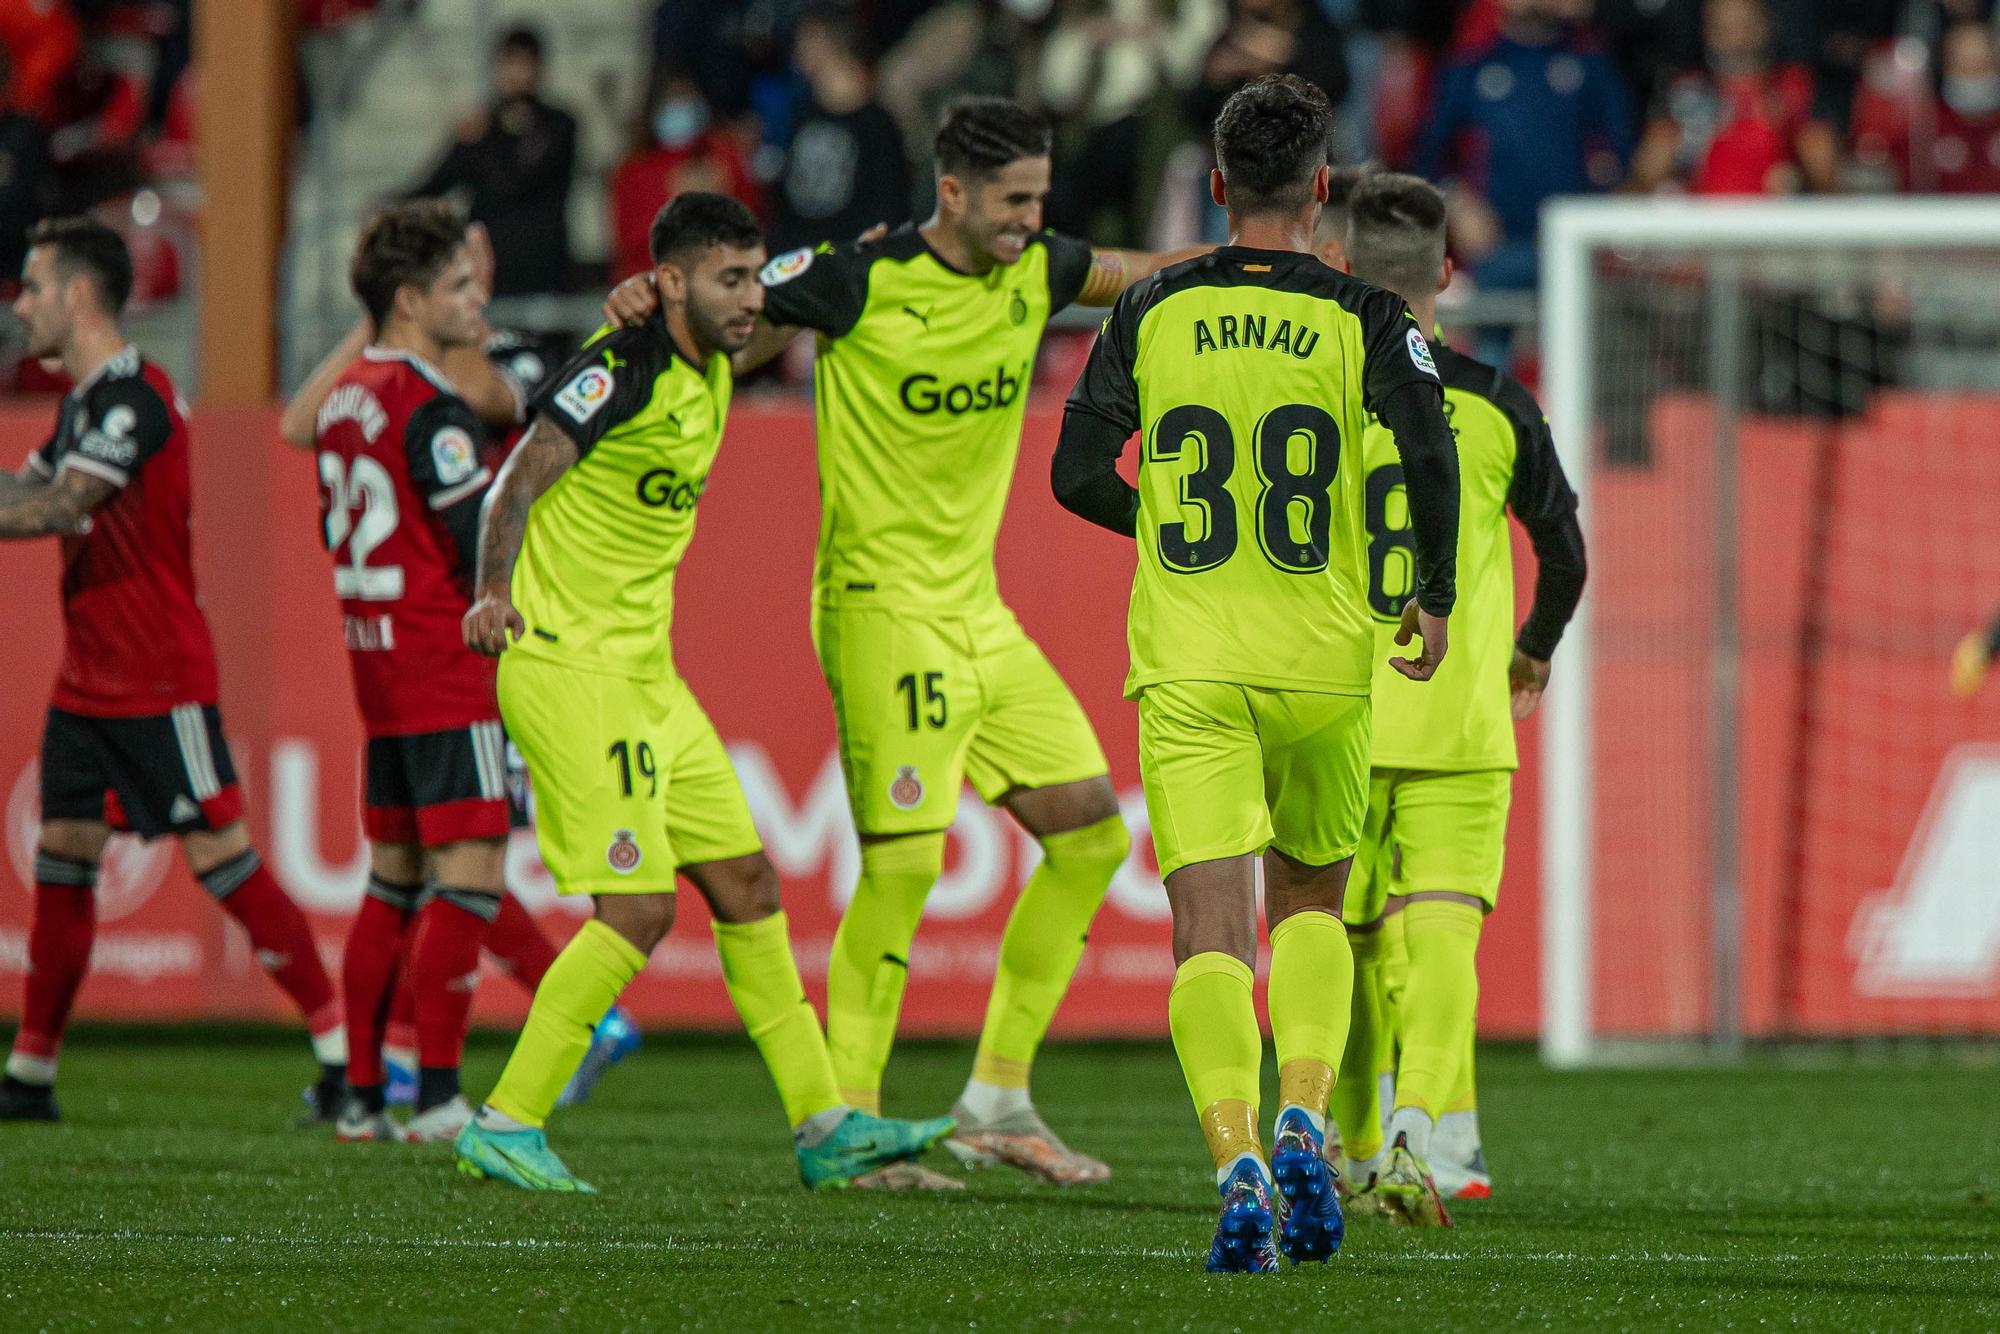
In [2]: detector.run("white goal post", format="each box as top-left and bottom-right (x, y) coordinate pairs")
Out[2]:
(1537, 197), (2000, 1068)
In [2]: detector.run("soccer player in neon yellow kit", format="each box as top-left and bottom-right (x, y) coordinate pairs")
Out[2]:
(451, 194), (951, 1193)
(1055, 77), (1462, 1269)
(604, 98), (1205, 1187)
(1326, 173), (1587, 1223)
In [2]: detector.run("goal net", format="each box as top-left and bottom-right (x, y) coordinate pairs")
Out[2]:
(1538, 199), (2000, 1066)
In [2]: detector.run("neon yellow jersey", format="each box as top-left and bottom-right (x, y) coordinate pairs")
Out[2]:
(757, 226), (1095, 612)
(512, 317), (733, 680)
(1361, 343), (1574, 770)
(1065, 247), (1441, 698)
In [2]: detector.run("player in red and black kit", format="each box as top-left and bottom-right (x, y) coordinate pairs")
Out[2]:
(0, 218), (347, 1122)
(308, 201), (523, 1144)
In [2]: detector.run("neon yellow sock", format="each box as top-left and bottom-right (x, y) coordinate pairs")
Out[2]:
(1393, 900), (1482, 1118)
(1168, 951), (1263, 1171)
(1380, 907), (1410, 1061)
(712, 910), (844, 1128)
(825, 833), (942, 1114)
(487, 918), (645, 1129)
(970, 814), (1126, 1089)
(1445, 1024), (1478, 1115)
(1268, 911), (1352, 1127)
(1331, 923), (1387, 1160)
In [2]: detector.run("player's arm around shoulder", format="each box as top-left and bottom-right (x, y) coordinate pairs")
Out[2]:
(1495, 369), (1587, 719)
(1063, 237), (1213, 309)
(463, 412), (578, 657)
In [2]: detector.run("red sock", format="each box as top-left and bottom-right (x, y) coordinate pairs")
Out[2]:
(485, 894), (558, 996)
(413, 889), (497, 1073)
(203, 854), (341, 1043)
(384, 960), (419, 1057)
(10, 855), (99, 1081)
(340, 879), (418, 1088)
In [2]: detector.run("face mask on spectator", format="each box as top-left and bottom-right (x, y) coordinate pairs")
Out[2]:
(654, 99), (710, 149)
(1944, 74), (2000, 117)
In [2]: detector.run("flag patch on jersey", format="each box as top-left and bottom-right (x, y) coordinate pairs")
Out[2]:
(555, 366), (615, 422)
(760, 247), (815, 286)
(430, 426), (479, 485)
(1407, 327), (1439, 377)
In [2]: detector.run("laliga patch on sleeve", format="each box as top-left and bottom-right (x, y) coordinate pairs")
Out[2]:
(553, 365), (615, 423)
(1407, 326), (1439, 378)
(430, 425), (479, 485)
(759, 247), (815, 287)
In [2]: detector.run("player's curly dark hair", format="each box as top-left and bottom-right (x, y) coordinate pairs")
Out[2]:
(27, 216), (133, 316)
(1212, 74), (1334, 216)
(933, 97), (1052, 180)
(351, 198), (468, 328)
(649, 192), (763, 266)
(1345, 172), (1448, 301)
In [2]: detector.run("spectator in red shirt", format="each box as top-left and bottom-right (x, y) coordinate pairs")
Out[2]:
(1628, 0), (1840, 195)
(0, 0), (77, 126)
(1894, 21), (2000, 194)
(608, 71), (762, 279)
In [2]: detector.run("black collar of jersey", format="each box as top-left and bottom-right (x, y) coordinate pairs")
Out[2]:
(876, 222), (1033, 280)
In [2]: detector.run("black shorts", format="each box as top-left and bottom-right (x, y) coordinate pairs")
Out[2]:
(363, 720), (511, 847)
(40, 704), (243, 839)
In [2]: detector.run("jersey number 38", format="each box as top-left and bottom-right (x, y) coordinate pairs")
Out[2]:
(1147, 403), (1340, 575)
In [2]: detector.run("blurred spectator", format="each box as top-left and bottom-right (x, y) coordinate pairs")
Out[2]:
(1627, 0), (1840, 195)
(1042, 0), (1224, 245)
(879, 0), (1045, 181)
(0, 0), (78, 126)
(768, 6), (909, 254)
(1188, 0), (1350, 147)
(1415, 0), (1632, 309)
(611, 71), (762, 277)
(0, 44), (47, 281)
(1892, 20), (2000, 192)
(403, 26), (576, 296)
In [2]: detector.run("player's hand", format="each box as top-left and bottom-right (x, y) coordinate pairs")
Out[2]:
(1390, 599), (1448, 682)
(603, 271), (660, 328)
(1950, 632), (1992, 698)
(1509, 649), (1552, 720)
(856, 221), (890, 244)
(464, 590), (525, 657)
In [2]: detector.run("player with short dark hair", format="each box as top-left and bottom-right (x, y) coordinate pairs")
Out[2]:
(1328, 171), (1587, 1220)
(0, 217), (347, 1122)
(451, 193), (953, 1194)
(308, 200), (517, 1144)
(1055, 75), (1461, 1270)
(604, 95), (1211, 1189)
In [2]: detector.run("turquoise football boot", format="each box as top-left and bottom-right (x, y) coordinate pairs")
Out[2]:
(796, 1109), (956, 1191)
(454, 1119), (597, 1194)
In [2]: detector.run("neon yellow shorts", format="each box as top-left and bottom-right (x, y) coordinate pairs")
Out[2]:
(498, 650), (762, 896)
(1136, 680), (1370, 880)
(812, 601), (1108, 835)
(1342, 767), (1513, 926)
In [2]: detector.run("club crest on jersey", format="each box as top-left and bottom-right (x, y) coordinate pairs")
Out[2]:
(1009, 289), (1027, 325)
(606, 829), (643, 874)
(760, 247), (814, 286)
(430, 426), (479, 485)
(555, 366), (615, 422)
(888, 766), (925, 811)
(1407, 326), (1439, 377)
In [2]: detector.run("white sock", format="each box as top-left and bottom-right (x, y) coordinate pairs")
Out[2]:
(1214, 1149), (1270, 1190)
(476, 1105), (532, 1133)
(5, 1052), (56, 1086)
(384, 1042), (417, 1072)
(1436, 1109), (1480, 1164)
(1277, 1101), (1326, 1139)
(1386, 1105), (1434, 1159)
(957, 1079), (1033, 1123)
(310, 1024), (349, 1066)
(792, 1106), (850, 1147)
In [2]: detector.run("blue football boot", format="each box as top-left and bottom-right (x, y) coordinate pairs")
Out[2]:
(1205, 1155), (1281, 1274)
(557, 1006), (641, 1108)
(1272, 1107), (1344, 1263)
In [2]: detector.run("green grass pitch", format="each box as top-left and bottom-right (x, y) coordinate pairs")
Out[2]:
(3, 1028), (1997, 1331)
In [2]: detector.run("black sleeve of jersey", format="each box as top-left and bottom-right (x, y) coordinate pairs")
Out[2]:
(758, 243), (870, 337)
(528, 324), (662, 456)
(27, 436), (55, 477)
(1053, 292), (1144, 535)
(1041, 231), (1096, 313)
(1359, 289), (1441, 417)
(404, 394), (493, 578)
(1985, 607), (2000, 661)
(1502, 387), (1587, 661)
(1378, 379), (1459, 618)
(68, 377), (173, 487)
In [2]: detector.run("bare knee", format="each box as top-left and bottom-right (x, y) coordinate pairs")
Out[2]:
(687, 852), (782, 925)
(39, 819), (111, 864)
(593, 892), (676, 954)
(179, 821), (252, 878)
(1164, 856), (1259, 968)
(427, 837), (507, 892)
(1263, 847), (1350, 926)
